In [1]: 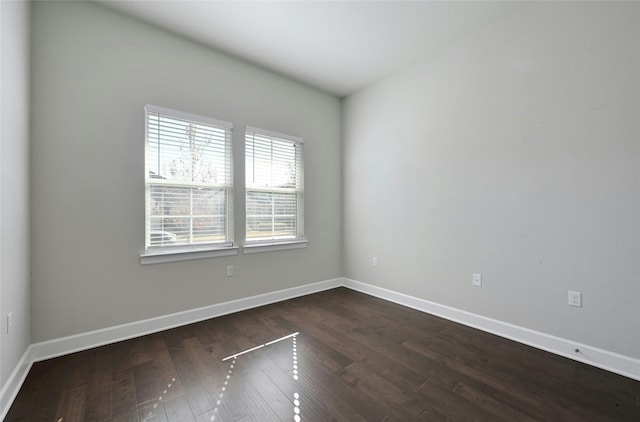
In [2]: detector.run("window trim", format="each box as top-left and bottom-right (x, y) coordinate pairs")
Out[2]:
(140, 244), (239, 265)
(242, 239), (308, 254)
(142, 105), (235, 263)
(244, 125), (305, 247)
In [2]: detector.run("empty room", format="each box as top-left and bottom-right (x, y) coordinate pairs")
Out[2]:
(1, 0), (639, 420)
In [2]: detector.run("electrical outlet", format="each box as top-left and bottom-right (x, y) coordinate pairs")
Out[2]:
(7, 312), (13, 335)
(372, 257), (378, 267)
(472, 273), (482, 287)
(226, 265), (234, 277)
(568, 290), (582, 307)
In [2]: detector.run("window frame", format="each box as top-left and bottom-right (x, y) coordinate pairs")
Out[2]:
(243, 126), (306, 253)
(141, 105), (237, 264)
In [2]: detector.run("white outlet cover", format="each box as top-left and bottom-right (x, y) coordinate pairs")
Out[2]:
(472, 273), (482, 287)
(568, 290), (582, 307)
(7, 312), (13, 335)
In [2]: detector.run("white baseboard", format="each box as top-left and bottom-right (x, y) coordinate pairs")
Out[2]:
(343, 278), (640, 382)
(3, 276), (639, 419)
(0, 346), (32, 421)
(0, 277), (341, 418)
(30, 278), (343, 363)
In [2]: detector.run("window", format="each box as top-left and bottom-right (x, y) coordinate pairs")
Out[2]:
(144, 105), (234, 259)
(245, 127), (304, 248)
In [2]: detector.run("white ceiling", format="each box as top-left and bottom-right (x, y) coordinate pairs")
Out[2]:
(95, 1), (528, 98)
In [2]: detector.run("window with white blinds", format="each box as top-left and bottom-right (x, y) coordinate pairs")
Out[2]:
(145, 105), (233, 251)
(245, 127), (304, 244)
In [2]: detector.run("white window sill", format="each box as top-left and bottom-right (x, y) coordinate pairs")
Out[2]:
(140, 245), (238, 265)
(243, 239), (308, 254)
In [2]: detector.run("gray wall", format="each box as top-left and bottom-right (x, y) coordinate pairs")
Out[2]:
(0, 0), (31, 386)
(343, 1), (640, 358)
(16, 0), (640, 369)
(30, 1), (342, 342)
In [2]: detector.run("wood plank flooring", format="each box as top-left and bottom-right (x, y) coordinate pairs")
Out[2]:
(6, 287), (640, 421)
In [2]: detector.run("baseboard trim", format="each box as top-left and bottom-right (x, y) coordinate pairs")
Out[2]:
(30, 278), (343, 363)
(0, 278), (342, 418)
(0, 346), (33, 421)
(343, 278), (640, 382)
(4, 276), (639, 418)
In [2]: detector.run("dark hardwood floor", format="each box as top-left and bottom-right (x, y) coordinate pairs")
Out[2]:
(6, 287), (640, 421)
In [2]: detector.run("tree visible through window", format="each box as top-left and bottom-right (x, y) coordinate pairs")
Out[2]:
(145, 105), (233, 250)
(245, 127), (304, 243)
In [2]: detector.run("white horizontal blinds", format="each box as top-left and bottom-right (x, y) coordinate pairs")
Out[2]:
(245, 127), (304, 242)
(145, 105), (233, 249)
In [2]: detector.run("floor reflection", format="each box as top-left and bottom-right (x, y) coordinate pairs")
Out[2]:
(211, 332), (301, 421)
(135, 331), (302, 422)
